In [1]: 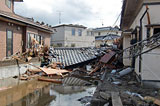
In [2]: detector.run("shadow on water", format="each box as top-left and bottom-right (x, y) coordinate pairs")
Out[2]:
(0, 77), (96, 106)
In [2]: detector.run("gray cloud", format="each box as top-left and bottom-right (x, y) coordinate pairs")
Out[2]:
(14, 0), (122, 27)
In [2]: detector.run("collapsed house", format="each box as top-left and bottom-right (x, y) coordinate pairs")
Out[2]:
(0, 0), (53, 61)
(121, 0), (160, 87)
(50, 47), (102, 68)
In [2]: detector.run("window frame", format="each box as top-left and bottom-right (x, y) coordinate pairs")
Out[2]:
(78, 29), (82, 36)
(27, 33), (42, 48)
(6, 29), (13, 57)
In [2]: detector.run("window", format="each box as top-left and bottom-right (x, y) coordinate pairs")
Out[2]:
(78, 29), (82, 36)
(87, 31), (94, 36)
(153, 28), (160, 35)
(39, 35), (42, 45)
(146, 28), (151, 39)
(87, 31), (90, 36)
(72, 28), (75, 36)
(98, 32), (101, 35)
(6, 30), (13, 57)
(71, 43), (75, 47)
(27, 33), (41, 48)
(27, 33), (31, 48)
(57, 43), (62, 47)
(6, 0), (11, 8)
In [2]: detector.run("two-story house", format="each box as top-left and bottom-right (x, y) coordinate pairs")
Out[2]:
(51, 24), (95, 47)
(92, 27), (121, 47)
(92, 26), (121, 36)
(0, 0), (53, 60)
(121, 0), (160, 87)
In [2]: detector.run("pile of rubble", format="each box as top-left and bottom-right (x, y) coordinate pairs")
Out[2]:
(11, 45), (160, 106)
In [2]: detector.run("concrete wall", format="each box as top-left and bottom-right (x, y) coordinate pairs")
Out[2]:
(64, 26), (95, 47)
(0, 0), (14, 13)
(123, 34), (131, 66)
(0, 62), (40, 79)
(51, 27), (65, 46)
(129, 4), (160, 81)
(0, 20), (23, 60)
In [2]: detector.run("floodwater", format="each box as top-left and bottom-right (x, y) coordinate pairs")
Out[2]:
(0, 78), (96, 106)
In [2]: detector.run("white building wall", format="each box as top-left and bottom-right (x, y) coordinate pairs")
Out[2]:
(129, 4), (160, 81)
(51, 27), (65, 46)
(64, 26), (95, 47)
(51, 25), (95, 47)
(123, 35), (132, 66)
(94, 30), (121, 36)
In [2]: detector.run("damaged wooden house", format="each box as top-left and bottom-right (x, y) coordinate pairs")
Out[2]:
(0, 0), (53, 61)
(121, 0), (160, 88)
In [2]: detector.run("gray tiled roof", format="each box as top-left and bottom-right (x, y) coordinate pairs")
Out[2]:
(50, 47), (100, 67)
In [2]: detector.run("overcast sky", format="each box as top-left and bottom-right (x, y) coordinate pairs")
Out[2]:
(14, 0), (122, 28)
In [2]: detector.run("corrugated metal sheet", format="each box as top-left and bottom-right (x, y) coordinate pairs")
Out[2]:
(100, 51), (116, 64)
(50, 47), (98, 67)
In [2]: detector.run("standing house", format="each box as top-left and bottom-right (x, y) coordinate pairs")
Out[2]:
(121, 0), (160, 87)
(92, 27), (121, 37)
(0, 0), (53, 60)
(92, 27), (121, 47)
(51, 24), (95, 47)
(95, 34), (120, 47)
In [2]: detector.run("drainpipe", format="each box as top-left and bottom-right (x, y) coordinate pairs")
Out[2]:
(139, 7), (149, 80)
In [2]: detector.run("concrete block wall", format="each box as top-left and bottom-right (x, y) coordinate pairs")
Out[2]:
(0, 62), (40, 79)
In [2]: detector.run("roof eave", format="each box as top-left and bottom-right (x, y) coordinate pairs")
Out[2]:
(14, 0), (23, 2)
(0, 14), (53, 34)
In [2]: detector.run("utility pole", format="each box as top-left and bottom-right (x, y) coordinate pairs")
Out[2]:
(57, 11), (63, 24)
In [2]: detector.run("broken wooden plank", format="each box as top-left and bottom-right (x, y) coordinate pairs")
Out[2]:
(27, 69), (42, 73)
(100, 51), (116, 64)
(38, 78), (62, 84)
(40, 68), (69, 75)
(111, 92), (123, 106)
(89, 66), (101, 75)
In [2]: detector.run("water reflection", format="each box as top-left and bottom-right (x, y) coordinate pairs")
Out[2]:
(0, 80), (51, 106)
(49, 85), (95, 106)
(0, 78), (96, 106)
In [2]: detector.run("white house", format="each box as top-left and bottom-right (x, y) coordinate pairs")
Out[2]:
(92, 27), (121, 47)
(51, 24), (95, 47)
(121, 0), (160, 87)
(92, 26), (121, 37)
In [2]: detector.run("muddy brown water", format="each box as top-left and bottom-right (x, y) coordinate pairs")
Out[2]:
(0, 78), (96, 106)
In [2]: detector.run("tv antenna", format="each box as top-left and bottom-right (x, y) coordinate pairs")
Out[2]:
(57, 11), (63, 24)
